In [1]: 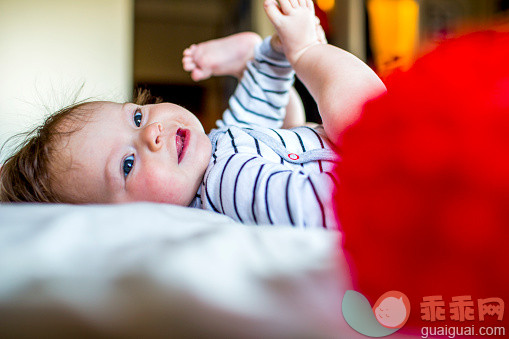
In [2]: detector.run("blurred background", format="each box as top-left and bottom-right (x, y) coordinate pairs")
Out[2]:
(0, 0), (508, 159)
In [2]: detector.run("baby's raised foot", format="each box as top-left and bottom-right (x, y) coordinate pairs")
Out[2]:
(182, 32), (262, 81)
(264, 0), (322, 65)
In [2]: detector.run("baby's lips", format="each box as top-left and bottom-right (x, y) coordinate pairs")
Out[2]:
(176, 130), (183, 157)
(176, 128), (189, 163)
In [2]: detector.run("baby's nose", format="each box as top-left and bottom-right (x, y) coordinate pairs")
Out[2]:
(142, 122), (163, 151)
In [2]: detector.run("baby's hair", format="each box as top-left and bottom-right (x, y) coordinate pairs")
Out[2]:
(0, 88), (161, 203)
(133, 87), (163, 106)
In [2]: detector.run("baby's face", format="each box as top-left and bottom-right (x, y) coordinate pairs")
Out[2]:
(58, 101), (211, 205)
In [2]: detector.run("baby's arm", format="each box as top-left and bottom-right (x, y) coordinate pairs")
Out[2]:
(293, 44), (386, 141)
(264, 0), (386, 144)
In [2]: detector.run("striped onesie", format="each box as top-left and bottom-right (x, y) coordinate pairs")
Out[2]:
(190, 37), (339, 229)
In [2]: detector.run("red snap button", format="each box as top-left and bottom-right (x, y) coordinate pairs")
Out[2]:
(288, 153), (299, 160)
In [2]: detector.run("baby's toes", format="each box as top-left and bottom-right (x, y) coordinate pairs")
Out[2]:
(264, 0), (284, 26)
(191, 68), (212, 82)
(295, 0), (313, 11)
(278, 0), (295, 14)
(182, 56), (196, 71)
(297, 0), (308, 7)
(183, 44), (196, 57)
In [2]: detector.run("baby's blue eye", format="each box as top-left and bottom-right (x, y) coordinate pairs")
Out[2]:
(133, 108), (143, 127)
(123, 155), (135, 177)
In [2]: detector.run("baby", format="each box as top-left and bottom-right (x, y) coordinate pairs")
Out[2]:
(0, 0), (385, 228)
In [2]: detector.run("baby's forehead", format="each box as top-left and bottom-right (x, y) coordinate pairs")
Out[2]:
(53, 101), (118, 147)
(65, 101), (125, 126)
(81, 100), (122, 114)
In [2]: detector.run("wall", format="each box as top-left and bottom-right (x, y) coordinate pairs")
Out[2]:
(251, 0), (274, 39)
(134, 0), (226, 84)
(333, 0), (367, 61)
(0, 0), (134, 159)
(134, 0), (247, 84)
(133, 0), (250, 132)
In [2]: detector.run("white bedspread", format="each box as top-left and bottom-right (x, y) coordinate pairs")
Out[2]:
(0, 203), (364, 338)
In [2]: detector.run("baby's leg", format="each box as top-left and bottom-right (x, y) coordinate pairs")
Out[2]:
(182, 32), (262, 81)
(283, 87), (305, 129)
(264, 0), (386, 143)
(182, 32), (306, 129)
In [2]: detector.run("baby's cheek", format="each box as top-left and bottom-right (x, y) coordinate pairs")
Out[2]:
(131, 171), (184, 205)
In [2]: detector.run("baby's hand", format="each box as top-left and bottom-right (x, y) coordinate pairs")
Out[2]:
(264, 0), (322, 65)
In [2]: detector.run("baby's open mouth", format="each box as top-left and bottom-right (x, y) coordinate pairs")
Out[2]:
(176, 128), (189, 164)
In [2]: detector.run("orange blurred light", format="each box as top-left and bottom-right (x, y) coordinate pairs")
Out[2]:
(316, 0), (334, 12)
(367, 0), (419, 75)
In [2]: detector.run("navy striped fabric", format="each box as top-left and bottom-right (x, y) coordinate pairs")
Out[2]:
(191, 37), (339, 229)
